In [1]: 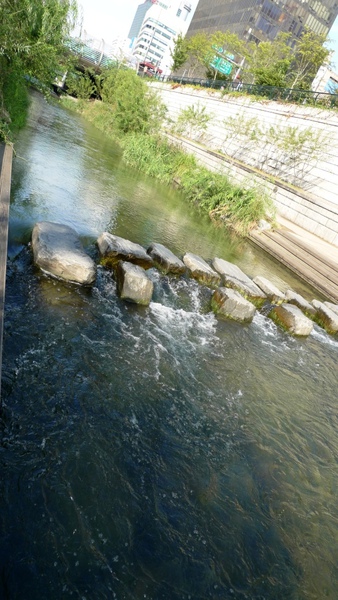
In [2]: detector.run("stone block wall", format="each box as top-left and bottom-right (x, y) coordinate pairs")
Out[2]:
(152, 83), (338, 245)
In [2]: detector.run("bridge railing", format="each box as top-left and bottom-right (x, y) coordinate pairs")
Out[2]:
(66, 38), (114, 68)
(166, 75), (338, 107)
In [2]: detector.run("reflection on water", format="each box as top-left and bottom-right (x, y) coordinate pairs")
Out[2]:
(1, 92), (338, 599)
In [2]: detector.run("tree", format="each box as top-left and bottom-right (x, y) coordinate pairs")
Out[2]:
(185, 33), (212, 77)
(246, 33), (293, 87)
(287, 29), (331, 90)
(208, 31), (247, 80)
(170, 33), (189, 73)
(0, 0), (78, 139)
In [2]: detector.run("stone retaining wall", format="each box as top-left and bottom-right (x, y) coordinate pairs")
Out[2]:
(151, 83), (338, 246)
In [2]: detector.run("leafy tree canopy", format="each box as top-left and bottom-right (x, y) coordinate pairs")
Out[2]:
(0, 0), (78, 139)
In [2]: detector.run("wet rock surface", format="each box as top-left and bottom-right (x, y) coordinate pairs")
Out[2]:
(183, 253), (221, 286)
(212, 287), (256, 323)
(269, 303), (313, 336)
(32, 221), (96, 285)
(147, 242), (185, 274)
(97, 233), (153, 269)
(115, 261), (154, 305)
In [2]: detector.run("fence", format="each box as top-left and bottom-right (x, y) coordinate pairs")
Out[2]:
(167, 76), (338, 107)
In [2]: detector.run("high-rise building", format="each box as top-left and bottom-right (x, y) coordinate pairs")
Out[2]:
(128, 0), (196, 74)
(187, 0), (338, 45)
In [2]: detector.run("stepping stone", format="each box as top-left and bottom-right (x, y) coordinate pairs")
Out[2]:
(223, 275), (266, 307)
(115, 261), (153, 305)
(183, 253), (221, 286)
(253, 276), (285, 304)
(32, 221), (96, 285)
(212, 287), (256, 323)
(312, 300), (338, 334)
(324, 301), (338, 317)
(212, 257), (266, 306)
(285, 290), (316, 317)
(212, 257), (252, 284)
(269, 303), (313, 336)
(147, 242), (185, 274)
(97, 233), (153, 269)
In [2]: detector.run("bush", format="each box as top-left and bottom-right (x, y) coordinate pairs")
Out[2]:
(102, 68), (166, 134)
(122, 133), (274, 236)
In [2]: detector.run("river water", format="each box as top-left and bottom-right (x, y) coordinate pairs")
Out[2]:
(1, 91), (338, 600)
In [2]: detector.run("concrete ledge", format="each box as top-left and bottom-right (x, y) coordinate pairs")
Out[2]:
(165, 133), (338, 247)
(0, 144), (13, 399)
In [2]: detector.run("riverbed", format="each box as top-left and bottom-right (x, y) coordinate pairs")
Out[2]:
(1, 91), (338, 600)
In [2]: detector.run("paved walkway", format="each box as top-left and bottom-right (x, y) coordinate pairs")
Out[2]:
(0, 143), (13, 399)
(250, 215), (338, 302)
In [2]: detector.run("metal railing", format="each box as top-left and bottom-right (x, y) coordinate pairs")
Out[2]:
(167, 76), (338, 107)
(66, 38), (114, 68)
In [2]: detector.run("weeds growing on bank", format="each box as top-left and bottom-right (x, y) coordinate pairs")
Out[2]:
(59, 78), (274, 236)
(122, 133), (275, 236)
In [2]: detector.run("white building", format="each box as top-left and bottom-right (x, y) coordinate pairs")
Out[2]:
(128, 0), (196, 76)
(312, 64), (338, 94)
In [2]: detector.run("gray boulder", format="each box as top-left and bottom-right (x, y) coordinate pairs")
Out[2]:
(97, 232), (153, 269)
(312, 300), (338, 334)
(212, 257), (252, 284)
(116, 261), (153, 305)
(269, 303), (313, 336)
(225, 275), (267, 307)
(253, 276), (285, 304)
(285, 290), (316, 317)
(212, 287), (256, 323)
(212, 257), (266, 306)
(324, 301), (338, 317)
(183, 253), (221, 286)
(32, 221), (96, 285)
(147, 242), (185, 274)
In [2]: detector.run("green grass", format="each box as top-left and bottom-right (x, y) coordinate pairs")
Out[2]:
(62, 97), (275, 237)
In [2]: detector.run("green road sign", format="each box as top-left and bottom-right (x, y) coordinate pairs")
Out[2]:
(210, 55), (233, 75)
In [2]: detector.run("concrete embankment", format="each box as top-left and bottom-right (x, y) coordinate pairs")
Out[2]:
(0, 144), (13, 399)
(162, 133), (338, 301)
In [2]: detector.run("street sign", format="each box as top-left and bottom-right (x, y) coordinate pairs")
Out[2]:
(210, 56), (233, 76)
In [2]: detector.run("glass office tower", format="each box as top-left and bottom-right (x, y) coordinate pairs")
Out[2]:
(187, 0), (337, 43)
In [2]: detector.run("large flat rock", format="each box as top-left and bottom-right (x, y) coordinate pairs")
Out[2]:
(147, 242), (185, 274)
(183, 253), (221, 286)
(324, 301), (338, 317)
(212, 257), (266, 306)
(97, 233), (153, 269)
(253, 276), (285, 304)
(32, 221), (96, 285)
(116, 261), (153, 305)
(285, 290), (316, 317)
(212, 257), (252, 285)
(312, 300), (338, 334)
(212, 287), (256, 323)
(269, 303), (313, 336)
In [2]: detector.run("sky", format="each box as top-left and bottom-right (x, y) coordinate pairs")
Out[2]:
(74, 0), (338, 70)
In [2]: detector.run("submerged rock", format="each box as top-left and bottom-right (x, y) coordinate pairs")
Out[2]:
(32, 221), (96, 285)
(116, 261), (153, 305)
(285, 290), (316, 317)
(183, 253), (221, 286)
(147, 242), (185, 274)
(253, 276), (285, 304)
(212, 287), (256, 323)
(312, 300), (338, 334)
(269, 303), (313, 336)
(97, 232), (153, 269)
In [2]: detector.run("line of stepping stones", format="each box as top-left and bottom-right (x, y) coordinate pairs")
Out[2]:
(31, 222), (338, 337)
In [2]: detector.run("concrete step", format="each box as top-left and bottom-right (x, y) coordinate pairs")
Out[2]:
(249, 227), (338, 302)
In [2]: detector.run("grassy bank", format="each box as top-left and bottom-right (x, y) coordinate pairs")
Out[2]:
(61, 96), (274, 236)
